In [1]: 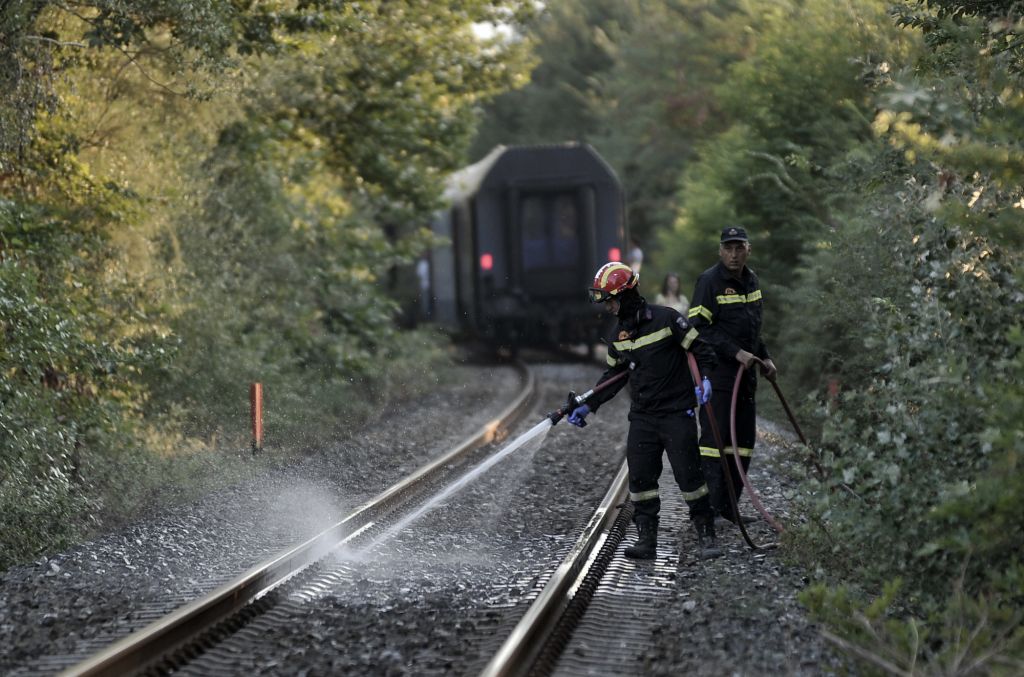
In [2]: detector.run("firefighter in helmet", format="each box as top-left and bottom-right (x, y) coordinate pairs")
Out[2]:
(566, 262), (722, 559)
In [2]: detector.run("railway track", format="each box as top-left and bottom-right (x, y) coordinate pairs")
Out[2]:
(55, 358), (655, 677)
(482, 463), (721, 677)
(33, 358), (796, 677)
(60, 363), (540, 676)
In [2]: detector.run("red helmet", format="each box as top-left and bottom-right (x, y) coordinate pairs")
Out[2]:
(588, 262), (638, 303)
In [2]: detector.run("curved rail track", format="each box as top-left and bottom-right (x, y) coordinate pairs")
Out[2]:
(62, 364), (538, 676)
(482, 461), (724, 677)
(55, 356), (781, 677)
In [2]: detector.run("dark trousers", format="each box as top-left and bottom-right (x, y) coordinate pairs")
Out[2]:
(626, 413), (712, 521)
(698, 377), (756, 519)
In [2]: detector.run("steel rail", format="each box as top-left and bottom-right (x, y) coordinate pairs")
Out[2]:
(61, 362), (536, 677)
(479, 461), (630, 677)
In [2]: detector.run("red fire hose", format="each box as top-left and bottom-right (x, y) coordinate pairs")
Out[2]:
(730, 363), (785, 534)
(562, 354), (805, 550)
(547, 369), (630, 424)
(686, 353), (795, 550)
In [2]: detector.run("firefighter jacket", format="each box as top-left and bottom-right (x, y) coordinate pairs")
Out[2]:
(587, 299), (717, 417)
(688, 262), (770, 383)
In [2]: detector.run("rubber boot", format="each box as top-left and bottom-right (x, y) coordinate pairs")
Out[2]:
(624, 516), (658, 559)
(693, 514), (723, 559)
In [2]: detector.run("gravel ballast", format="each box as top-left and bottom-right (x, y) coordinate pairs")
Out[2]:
(0, 359), (844, 675)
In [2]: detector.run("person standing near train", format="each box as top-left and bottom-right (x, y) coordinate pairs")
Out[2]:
(627, 237), (644, 273)
(565, 262), (723, 560)
(688, 227), (777, 524)
(654, 272), (689, 316)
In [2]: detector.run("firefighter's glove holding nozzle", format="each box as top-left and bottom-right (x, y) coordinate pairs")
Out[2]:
(567, 405), (591, 428)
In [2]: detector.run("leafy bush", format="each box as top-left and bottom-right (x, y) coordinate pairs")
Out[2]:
(780, 153), (1024, 671)
(0, 233), (155, 568)
(661, 0), (905, 297)
(2, 0), (536, 571)
(802, 576), (1024, 675)
(790, 211), (1022, 588)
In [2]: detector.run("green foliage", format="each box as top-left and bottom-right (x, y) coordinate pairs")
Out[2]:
(587, 1), (750, 247)
(894, 1), (1024, 75)
(872, 19), (1024, 250)
(247, 3), (533, 228)
(470, 0), (634, 157)
(471, 0), (753, 246)
(0, 198), (166, 568)
(790, 216), (1022, 590)
(924, 329), (1024, 601)
(153, 116), (411, 439)
(662, 0), (904, 296)
(770, 1), (1024, 670)
(802, 579), (1024, 675)
(2, 0), (240, 167)
(150, 2), (532, 443)
(1, 1), (535, 568)
(771, 139), (908, 410)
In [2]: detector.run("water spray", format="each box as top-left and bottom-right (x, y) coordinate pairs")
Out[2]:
(363, 369), (632, 550)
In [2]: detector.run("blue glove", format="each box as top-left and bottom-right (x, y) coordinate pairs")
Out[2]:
(695, 376), (712, 405)
(567, 404), (591, 428)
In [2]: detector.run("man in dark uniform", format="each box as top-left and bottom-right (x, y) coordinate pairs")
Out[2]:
(688, 227), (777, 524)
(566, 261), (722, 560)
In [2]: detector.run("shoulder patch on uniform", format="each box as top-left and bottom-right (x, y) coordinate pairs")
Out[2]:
(724, 287), (737, 295)
(675, 316), (689, 330)
(618, 330), (631, 340)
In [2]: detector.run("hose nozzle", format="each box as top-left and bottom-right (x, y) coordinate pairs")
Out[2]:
(548, 390), (584, 425)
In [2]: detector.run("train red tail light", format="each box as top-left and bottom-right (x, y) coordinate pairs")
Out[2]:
(480, 252), (494, 271)
(608, 247), (621, 262)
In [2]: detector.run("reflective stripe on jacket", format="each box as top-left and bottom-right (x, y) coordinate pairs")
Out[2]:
(688, 262), (770, 366)
(588, 300), (717, 416)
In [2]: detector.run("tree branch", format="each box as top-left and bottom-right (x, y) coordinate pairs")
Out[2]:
(820, 628), (912, 676)
(111, 43), (188, 97)
(23, 35), (88, 48)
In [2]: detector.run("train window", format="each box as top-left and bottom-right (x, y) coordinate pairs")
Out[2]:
(520, 192), (580, 270)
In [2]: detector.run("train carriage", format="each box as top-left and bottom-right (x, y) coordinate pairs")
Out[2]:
(429, 143), (626, 350)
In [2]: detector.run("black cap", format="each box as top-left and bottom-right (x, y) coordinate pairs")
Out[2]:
(720, 226), (748, 243)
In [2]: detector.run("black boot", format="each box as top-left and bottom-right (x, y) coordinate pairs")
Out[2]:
(692, 514), (723, 559)
(624, 516), (658, 559)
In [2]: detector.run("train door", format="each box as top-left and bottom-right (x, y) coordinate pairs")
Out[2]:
(452, 203), (477, 331)
(517, 189), (589, 298)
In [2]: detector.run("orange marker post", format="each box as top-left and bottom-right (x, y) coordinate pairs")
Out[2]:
(250, 383), (263, 455)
